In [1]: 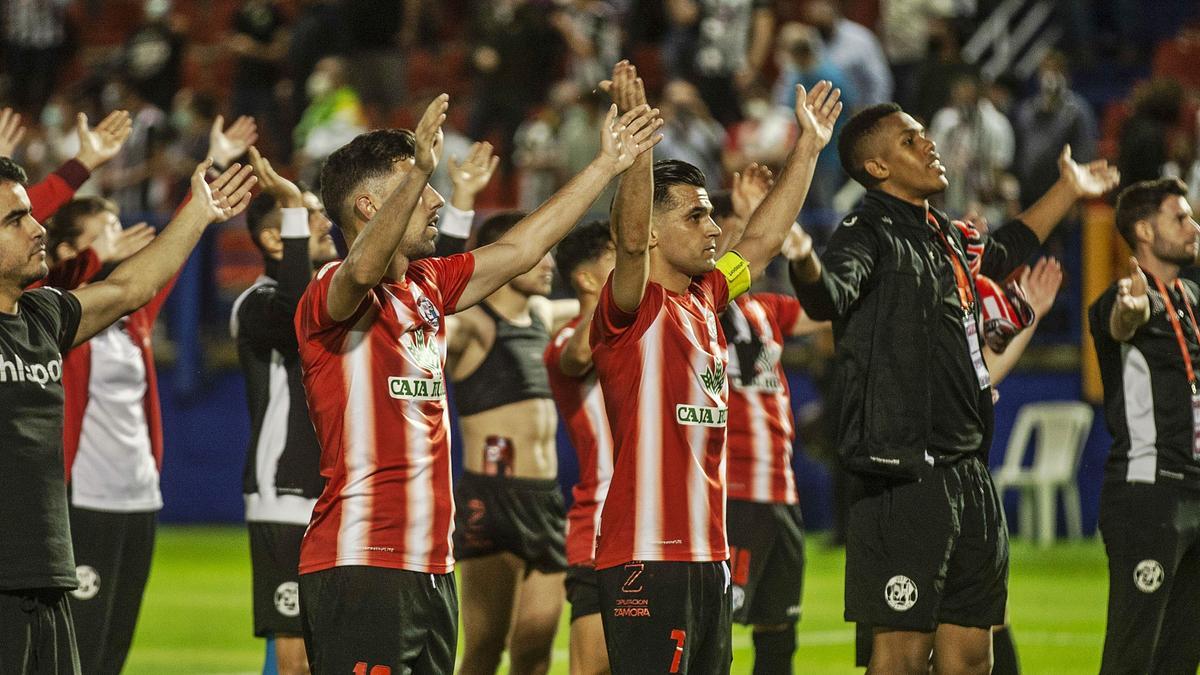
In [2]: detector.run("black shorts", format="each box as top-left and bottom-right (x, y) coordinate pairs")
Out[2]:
(1098, 481), (1200, 674)
(248, 521), (306, 638)
(565, 564), (601, 622)
(726, 500), (805, 626)
(844, 456), (1008, 632)
(452, 471), (567, 573)
(598, 561), (732, 675)
(300, 566), (457, 675)
(67, 507), (156, 675)
(0, 588), (80, 674)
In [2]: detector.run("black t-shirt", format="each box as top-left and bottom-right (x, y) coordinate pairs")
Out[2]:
(234, 0), (284, 87)
(928, 228), (985, 455)
(1089, 273), (1200, 487)
(0, 288), (82, 590)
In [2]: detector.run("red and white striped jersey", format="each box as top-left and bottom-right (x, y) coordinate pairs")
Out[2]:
(590, 271), (732, 569)
(295, 253), (475, 575)
(545, 317), (614, 567)
(722, 293), (800, 504)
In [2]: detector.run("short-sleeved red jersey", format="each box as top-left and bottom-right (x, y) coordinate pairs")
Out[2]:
(295, 253), (475, 575)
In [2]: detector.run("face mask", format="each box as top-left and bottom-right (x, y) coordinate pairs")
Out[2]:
(171, 107), (194, 130)
(743, 99), (770, 121)
(306, 72), (333, 99)
(145, 0), (170, 20)
(40, 105), (63, 128)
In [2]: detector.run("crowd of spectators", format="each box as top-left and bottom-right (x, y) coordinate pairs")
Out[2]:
(1, 0), (1198, 242)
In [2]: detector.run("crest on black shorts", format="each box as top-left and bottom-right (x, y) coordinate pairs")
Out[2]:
(417, 296), (440, 329)
(1134, 560), (1164, 593)
(275, 581), (301, 617)
(71, 565), (100, 601)
(885, 575), (918, 611)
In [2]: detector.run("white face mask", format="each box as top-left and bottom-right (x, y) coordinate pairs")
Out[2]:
(40, 104), (63, 128)
(306, 72), (333, 99)
(145, 0), (170, 20)
(743, 99), (770, 121)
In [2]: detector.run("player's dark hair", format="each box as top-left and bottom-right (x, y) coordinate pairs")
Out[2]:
(0, 157), (28, 185)
(554, 220), (612, 286)
(245, 192), (280, 255)
(320, 129), (416, 233)
(652, 159), (707, 210)
(1114, 177), (1189, 249)
(708, 189), (734, 220)
(472, 211), (527, 250)
(838, 102), (903, 188)
(45, 197), (119, 262)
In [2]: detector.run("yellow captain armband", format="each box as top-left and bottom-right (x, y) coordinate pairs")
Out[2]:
(716, 250), (751, 300)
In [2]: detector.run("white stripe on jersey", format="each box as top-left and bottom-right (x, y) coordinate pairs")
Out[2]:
(744, 301), (776, 502)
(1121, 343), (1158, 483)
(339, 330), (375, 563)
(686, 337), (711, 557)
(635, 318), (665, 554)
(585, 380), (613, 560)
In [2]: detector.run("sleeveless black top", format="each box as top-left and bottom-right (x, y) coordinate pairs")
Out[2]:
(454, 302), (553, 416)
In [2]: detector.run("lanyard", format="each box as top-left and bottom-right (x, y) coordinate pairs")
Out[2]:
(1152, 275), (1200, 394)
(927, 210), (974, 312)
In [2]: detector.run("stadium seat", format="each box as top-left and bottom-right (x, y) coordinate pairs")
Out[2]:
(993, 401), (1094, 547)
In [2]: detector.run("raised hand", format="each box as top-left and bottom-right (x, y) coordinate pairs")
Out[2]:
(599, 59), (648, 113)
(93, 222), (156, 264)
(0, 108), (27, 157)
(185, 159), (257, 224)
(781, 222), (814, 263)
(1116, 256), (1150, 318)
(731, 163), (775, 220)
(414, 94), (449, 175)
(75, 110), (133, 171)
(1059, 144), (1120, 199)
(209, 115), (259, 168)
(248, 145), (303, 208)
(793, 80), (842, 149)
(1019, 257), (1064, 319)
(596, 104), (664, 175)
(447, 141), (500, 203)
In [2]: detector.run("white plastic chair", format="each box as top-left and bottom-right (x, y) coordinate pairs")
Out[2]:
(992, 401), (1093, 547)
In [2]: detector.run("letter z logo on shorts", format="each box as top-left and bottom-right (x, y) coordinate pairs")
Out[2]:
(885, 575), (918, 611)
(1134, 560), (1164, 593)
(622, 562), (644, 593)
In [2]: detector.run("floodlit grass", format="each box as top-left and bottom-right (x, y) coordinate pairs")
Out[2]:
(123, 526), (1109, 674)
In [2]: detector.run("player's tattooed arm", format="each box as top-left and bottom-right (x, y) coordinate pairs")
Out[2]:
(327, 94), (447, 322)
(1109, 256), (1151, 342)
(72, 160), (256, 346)
(456, 84), (661, 312)
(734, 80), (841, 282)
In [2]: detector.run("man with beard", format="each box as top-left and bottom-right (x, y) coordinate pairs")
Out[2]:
(231, 146), (339, 674)
(1089, 177), (1200, 674)
(790, 102), (1117, 673)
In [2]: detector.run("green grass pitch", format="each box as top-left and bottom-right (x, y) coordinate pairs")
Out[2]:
(122, 526), (1109, 674)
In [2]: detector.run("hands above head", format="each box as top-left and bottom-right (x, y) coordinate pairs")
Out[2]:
(209, 115), (258, 169)
(75, 110), (133, 171)
(184, 159), (257, 225)
(731, 163), (775, 220)
(595, 104), (664, 176)
(248, 145), (303, 208)
(793, 80), (842, 150)
(447, 141), (500, 209)
(92, 222), (156, 264)
(0, 108), (27, 158)
(781, 222), (814, 263)
(600, 59), (649, 113)
(1019, 257), (1064, 319)
(1058, 144), (1120, 199)
(414, 94), (449, 175)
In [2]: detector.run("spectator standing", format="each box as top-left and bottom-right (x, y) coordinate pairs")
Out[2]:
(1013, 52), (1098, 208)
(802, 0), (892, 110)
(656, 79), (727, 190)
(1118, 79), (1185, 191)
(876, 0), (955, 112)
(929, 74), (1015, 222)
(292, 57), (366, 186)
(550, 0), (623, 93)
(121, 0), (186, 113)
(286, 0), (348, 138)
(910, 17), (975, 124)
(342, 0), (419, 126)
(229, 0), (288, 156)
(3, 0), (71, 115)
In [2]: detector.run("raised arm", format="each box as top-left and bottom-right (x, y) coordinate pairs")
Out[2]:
(1108, 256), (1151, 343)
(984, 257), (1062, 384)
(559, 299), (599, 377)
(457, 101), (662, 311)
(715, 163), (773, 257)
(71, 161), (256, 346)
(606, 61), (654, 312)
(0, 107), (27, 157)
(1017, 145), (1119, 242)
(436, 140), (500, 257)
(733, 81), (841, 281)
(326, 94), (447, 322)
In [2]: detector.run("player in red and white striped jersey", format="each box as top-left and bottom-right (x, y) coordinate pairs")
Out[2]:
(590, 61), (842, 674)
(543, 220), (617, 674)
(294, 94), (663, 674)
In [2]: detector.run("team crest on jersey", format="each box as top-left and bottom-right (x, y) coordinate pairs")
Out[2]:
(416, 295), (440, 329)
(1134, 560), (1164, 593)
(274, 581), (300, 617)
(885, 575), (918, 611)
(71, 565), (100, 600)
(700, 359), (726, 396)
(403, 331), (442, 375)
